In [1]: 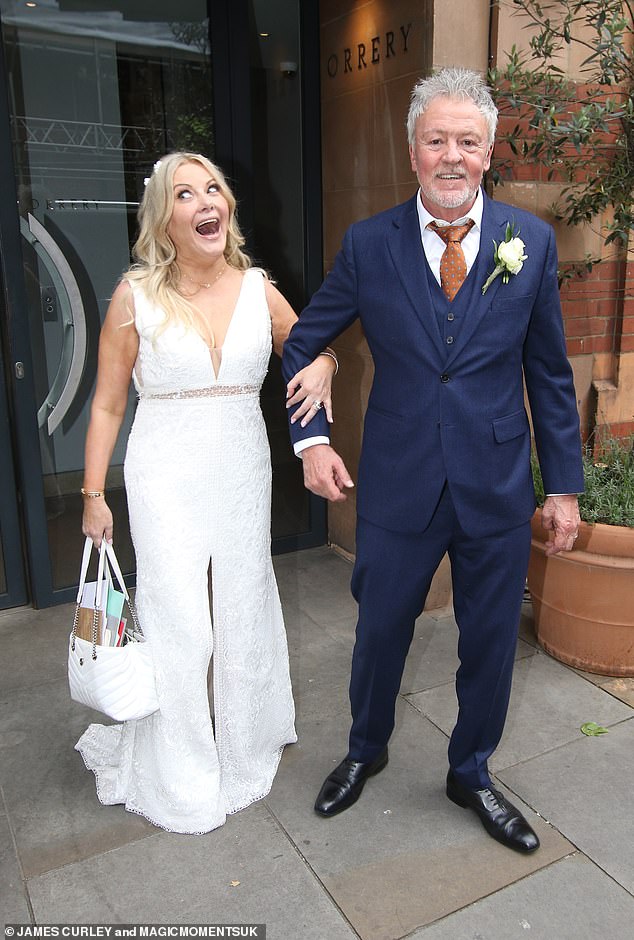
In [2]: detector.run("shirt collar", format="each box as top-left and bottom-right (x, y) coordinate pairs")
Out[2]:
(416, 187), (484, 232)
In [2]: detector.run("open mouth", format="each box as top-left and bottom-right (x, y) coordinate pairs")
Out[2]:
(437, 173), (466, 181)
(196, 217), (220, 237)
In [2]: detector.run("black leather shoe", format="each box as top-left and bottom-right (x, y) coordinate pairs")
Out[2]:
(446, 770), (540, 853)
(314, 748), (389, 817)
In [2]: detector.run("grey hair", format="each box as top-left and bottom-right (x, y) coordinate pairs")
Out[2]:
(406, 68), (498, 147)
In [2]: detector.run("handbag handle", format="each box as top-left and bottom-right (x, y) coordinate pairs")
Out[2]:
(103, 540), (143, 638)
(103, 541), (129, 600)
(74, 536), (112, 604)
(71, 538), (107, 658)
(94, 539), (108, 609)
(75, 536), (95, 605)
(71, 539), (143, 656)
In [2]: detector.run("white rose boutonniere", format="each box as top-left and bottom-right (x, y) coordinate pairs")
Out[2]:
(482, 222), (528, 294)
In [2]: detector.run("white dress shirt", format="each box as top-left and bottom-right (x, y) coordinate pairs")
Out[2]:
(416, 186), (483, 283)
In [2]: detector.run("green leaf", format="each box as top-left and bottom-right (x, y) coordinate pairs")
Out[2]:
(580, 722), (609, 736)
(488, 0), (634, 248)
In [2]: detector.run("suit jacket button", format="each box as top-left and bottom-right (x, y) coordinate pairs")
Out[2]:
(446, 336), (454, 345)
(440, 373), (450, 383)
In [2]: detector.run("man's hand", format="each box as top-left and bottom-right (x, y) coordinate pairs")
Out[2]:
(540, 494), (580, 555)
(301, 444), (354, 502)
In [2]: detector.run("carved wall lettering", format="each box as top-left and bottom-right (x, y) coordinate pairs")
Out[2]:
(326, 23), (412, 78)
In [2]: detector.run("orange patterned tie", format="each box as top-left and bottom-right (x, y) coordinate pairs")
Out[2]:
(428, 219), (475, 301)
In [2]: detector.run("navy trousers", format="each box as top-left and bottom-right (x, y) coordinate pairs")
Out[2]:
(347, 483), (531, 789)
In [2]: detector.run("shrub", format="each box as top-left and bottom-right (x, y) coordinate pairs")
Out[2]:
(532, 434), (634, 527)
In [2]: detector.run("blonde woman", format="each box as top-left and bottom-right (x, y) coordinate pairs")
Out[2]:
(77, 152), (337, 833)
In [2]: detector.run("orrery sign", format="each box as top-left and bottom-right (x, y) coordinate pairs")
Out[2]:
(326, 23), (413, 78)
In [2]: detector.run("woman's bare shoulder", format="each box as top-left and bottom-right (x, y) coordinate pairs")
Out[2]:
(104, 278), (136, 329)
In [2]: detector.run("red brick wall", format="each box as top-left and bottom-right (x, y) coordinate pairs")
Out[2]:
(560, 261), (623, 358)
(623, 262), (634, 355)
(493, 89), (629, 364)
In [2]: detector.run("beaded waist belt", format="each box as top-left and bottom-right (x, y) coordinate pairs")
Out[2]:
(139, 384), (260, 401)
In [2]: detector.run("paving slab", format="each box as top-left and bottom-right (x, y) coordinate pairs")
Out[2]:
(593, 675), (634, 707)
(0, 603), (70, 635)
(409, 853), (634, 938)
(500, 716), (634, 895)
(518, 602), (540, 647)
(283, 601), (354, 661)
(3, 547), (632, 937)
(574, 671), (634, 708)
(27, 802), (357, 938)
(520, 601), (634, 708)
(0, 678), (154, 878)
(407, 650), (633, 774)
(267, 700), (572, 940)
(0, 812), (31, 927)
(274, 547), (358, 625)
(0, 602), (71, 693)
(283, 607), (354, 726)
(402, 613), (536, 697)
(282, 596), (356, 647)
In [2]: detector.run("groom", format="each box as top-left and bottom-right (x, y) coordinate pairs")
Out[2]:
(282, 68), (583, 853)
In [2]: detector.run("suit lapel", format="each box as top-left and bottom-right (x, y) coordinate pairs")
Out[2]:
(443, 194), (508, 369)
(386, 196), (446, 359)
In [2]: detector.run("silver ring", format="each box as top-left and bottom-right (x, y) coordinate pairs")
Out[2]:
(312, 400), (323, 410)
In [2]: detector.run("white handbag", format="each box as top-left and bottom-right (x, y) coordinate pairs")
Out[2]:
(68, 538), (159, 722)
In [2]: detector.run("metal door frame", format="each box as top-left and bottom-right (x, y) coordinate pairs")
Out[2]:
(0, 30), (50, 608)
(0, 330), (28, 609)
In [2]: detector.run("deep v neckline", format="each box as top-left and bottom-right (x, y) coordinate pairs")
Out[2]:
(203, 272), (248, 381)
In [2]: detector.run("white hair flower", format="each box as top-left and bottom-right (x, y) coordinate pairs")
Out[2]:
(143, 160), (163, 187)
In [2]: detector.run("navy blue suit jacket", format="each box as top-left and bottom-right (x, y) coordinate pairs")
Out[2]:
(283, 192), (584, 537)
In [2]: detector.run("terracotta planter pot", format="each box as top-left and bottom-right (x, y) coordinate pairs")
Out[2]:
(527, 508), (634, 677)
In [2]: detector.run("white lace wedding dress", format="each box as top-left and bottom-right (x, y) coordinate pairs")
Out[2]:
(76, 269), (297, 833)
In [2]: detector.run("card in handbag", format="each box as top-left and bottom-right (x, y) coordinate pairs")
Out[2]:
(73, 540), (126, 644)
(75, 578), (108, 643)
(68, 538), (159, 722)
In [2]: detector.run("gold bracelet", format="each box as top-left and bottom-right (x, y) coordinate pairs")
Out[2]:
(319, 348), (339, 375)
(81, 488), (105, 498)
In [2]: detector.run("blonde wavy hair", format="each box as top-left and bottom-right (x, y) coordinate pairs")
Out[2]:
(124, 152), (252, 332)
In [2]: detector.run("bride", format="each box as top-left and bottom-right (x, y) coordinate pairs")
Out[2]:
(77, 152), (337, 833)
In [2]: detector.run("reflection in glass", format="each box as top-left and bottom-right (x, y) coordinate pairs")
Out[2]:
(1, 0), (213, 589)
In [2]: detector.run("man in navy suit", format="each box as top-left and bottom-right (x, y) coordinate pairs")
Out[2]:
(282, 68), (583, 853)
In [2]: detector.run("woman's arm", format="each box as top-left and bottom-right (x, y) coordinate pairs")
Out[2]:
(82, 280), (139, 546)
(265, 278), (337, 426)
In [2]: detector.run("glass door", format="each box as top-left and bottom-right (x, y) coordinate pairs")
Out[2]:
(0, 0), (214, 605)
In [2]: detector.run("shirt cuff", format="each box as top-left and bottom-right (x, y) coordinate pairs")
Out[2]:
(293, 435), (330, 456)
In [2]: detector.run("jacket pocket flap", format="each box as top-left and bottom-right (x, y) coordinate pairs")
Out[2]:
(493, 410), (529, 443)
(490, 293), (534, 313)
